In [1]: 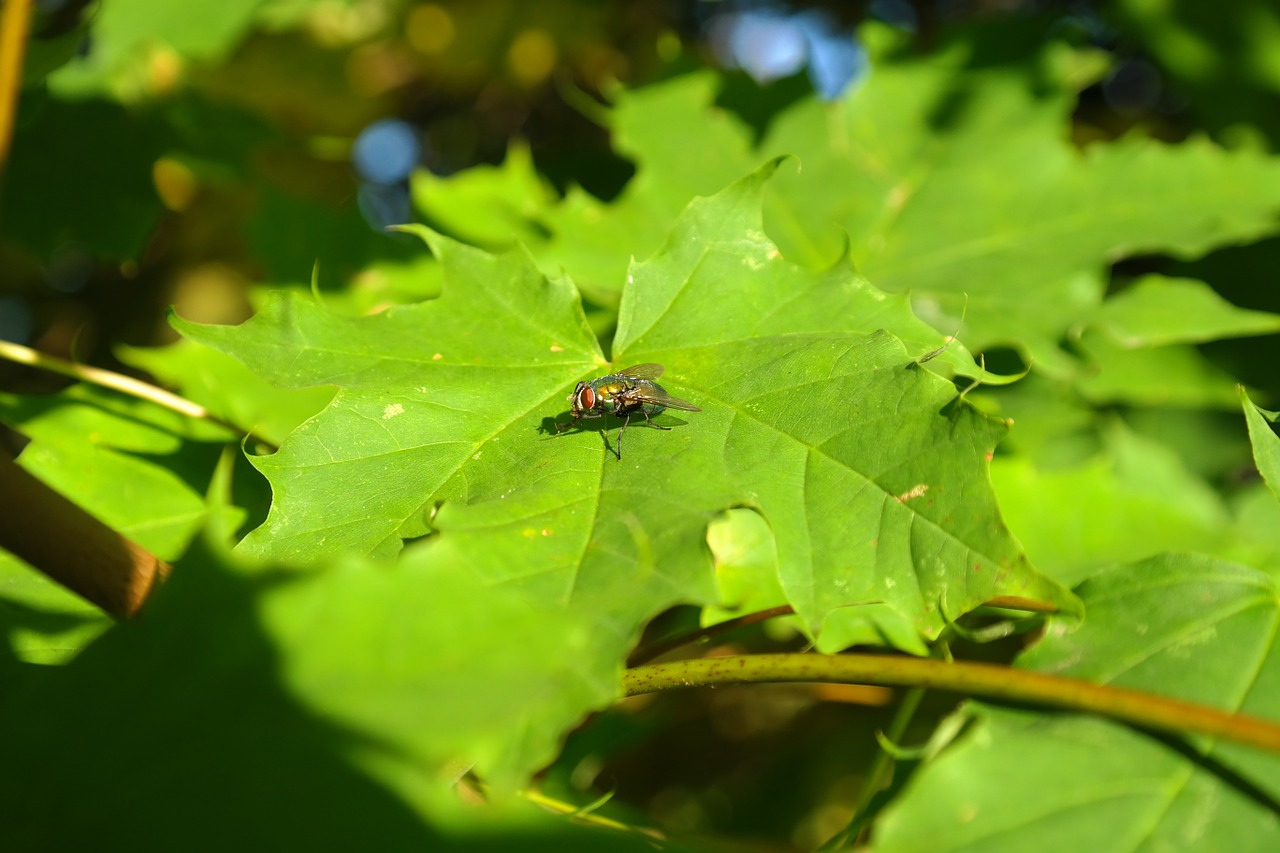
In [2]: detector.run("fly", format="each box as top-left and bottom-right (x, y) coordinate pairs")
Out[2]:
(557, 363), (701, 459)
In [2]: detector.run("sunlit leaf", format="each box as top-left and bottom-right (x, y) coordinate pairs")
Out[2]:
(1243, 386), (1280, 506)
(758, 27), (1280, 357)
(176, 166), (1077, 658)
(119, 339), (335, 446)
(1090, 275), (1280, 347)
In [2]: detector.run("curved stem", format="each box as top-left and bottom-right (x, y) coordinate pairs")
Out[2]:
(819, 685), (927, 852)
(627, 596), (1060, 667)
(623, 653), (1280, 754)
(627, 604), (797, 666)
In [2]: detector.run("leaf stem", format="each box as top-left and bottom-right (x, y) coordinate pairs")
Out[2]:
(819, 685), (927, 852)
(627, 597), (1060, 667)
(627, 604), (797, 666)
(0, 340), (273, 447)
(520, 787), (663, 840)
(623, 653), (1280, 754)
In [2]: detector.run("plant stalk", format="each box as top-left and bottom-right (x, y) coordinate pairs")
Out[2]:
(0, 339), (275, 449)
(623, 653), (1280, 754)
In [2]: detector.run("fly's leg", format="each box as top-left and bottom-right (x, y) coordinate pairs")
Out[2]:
(611, 404), (670, 458)
(638, 407), (671, 431)
(615, 414), (629, 460)
(558, 409), (600, 434)
(614, 408), (669, 460)
(556, 414), (581, 434)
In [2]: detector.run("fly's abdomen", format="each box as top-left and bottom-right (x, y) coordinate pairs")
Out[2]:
(634, 379), (669, 415)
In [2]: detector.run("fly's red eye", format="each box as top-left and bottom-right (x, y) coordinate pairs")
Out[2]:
(580, 385), (595, 408)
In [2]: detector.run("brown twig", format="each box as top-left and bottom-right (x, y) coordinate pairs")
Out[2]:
(0, 0), (33, 190)
(0, 449), (169, 617)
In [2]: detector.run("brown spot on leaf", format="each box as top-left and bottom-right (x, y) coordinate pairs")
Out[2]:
(895, 484), (930, 503)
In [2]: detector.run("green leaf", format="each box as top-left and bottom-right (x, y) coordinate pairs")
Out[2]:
(0, 385), (219, 556)
(0, 551), (108, 666)
(530, 73), (761, 306)
(1074, 332), (1242, 409)
(991, 421), (1230, 586)
(1226, 483), (1280, 576)
(968, 373), (1095, 460)
(118, 339), (335, 446)
(411, 142), (556, 248)
(261, 545), (612, 790)
(1242, 386), (1280, 506)
(1090, 275), (1280, 347)
(704, 508), (787, 624)
(48, 0), (267, 95)
(176, 241), (603, 562)
(1124, 406), (1255, 484)
(0, 385), (226, 663)
(378, 25), (1280, 389)
(874, 554), (1280, 852)
(759, 33), (1280, 356)
(510, 27), (1280, 362)
(175, 165), (1077, 656)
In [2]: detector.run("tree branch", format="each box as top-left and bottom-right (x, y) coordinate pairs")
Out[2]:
(0, 449), (169, 617)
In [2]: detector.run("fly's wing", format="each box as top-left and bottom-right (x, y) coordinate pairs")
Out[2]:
(616, 363), (664, 380)
(633, 386), (702, 412)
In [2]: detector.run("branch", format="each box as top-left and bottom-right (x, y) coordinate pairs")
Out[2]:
(623, 653), (1280, 754)
(0, 448), (169, 617)
(0, 0), (32, 187)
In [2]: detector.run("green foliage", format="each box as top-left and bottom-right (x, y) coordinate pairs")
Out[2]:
(117, 339), (336, 447)
(0, 541), (667, 851)
(6, 98), (169, 257)
(7, 6), (1280, 851)
(175, 167), (1076, 660)
(1112, 0), (1280, 148)
(991, 421), (1234, 586)
(875, 555), (1280, 850)
(47, 0), (268, 95)
(1243, 388), (1280, 506)
(0, 385), (230, 663)
(418, 27), (1280, 366)
(1089, 275), (1280, 347)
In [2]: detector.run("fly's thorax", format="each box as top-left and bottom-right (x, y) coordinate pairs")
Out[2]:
(590, 378), (633, 413)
